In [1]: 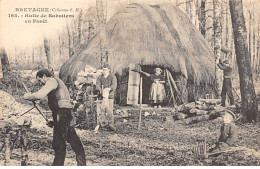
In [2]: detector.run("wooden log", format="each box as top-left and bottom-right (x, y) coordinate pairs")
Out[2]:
(198, 98), (221, 105)
(189, 108), (208, 115)
(182, 115), (210, 124)
(138, 77), (143, 130)
(177, 102), (196, 113)
(176, 113), (188, 120)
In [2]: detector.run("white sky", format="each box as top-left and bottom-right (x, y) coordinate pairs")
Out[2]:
(1, 0), (258, 53)
(0, 0), (96, 51)
(0, 0), (175, 52)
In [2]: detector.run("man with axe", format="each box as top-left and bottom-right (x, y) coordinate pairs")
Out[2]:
(23, 69), (86, 166)
(217, 58), (235, 107)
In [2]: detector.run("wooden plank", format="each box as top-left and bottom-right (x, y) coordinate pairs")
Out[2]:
(127, 64), (140, 105)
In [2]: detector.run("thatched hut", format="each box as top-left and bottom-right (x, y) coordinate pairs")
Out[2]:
(60, 3), (216, 104)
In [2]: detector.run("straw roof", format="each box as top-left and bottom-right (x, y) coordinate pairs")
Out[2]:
(60, 3), (215, 85)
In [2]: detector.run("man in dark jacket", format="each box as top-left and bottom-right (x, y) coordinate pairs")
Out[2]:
(96, 66), (117, 131)
(24, 69), (86, 166)
(217, 59), (234, 106)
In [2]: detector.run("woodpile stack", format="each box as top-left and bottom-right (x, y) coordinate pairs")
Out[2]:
(174, 98), (236, 124)
(0, 90), (51, 131)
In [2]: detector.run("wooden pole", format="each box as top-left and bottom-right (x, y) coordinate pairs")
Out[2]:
(167, 70), (183, 103)
(138, 77), (143, 130)
(166, 70), (176, 105)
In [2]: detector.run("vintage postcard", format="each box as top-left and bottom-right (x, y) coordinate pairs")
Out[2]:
(0, 0), (259, 166)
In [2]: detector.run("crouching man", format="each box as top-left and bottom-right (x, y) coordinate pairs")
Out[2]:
(24, 69), (86, 166)
(210, 111), (238, 153)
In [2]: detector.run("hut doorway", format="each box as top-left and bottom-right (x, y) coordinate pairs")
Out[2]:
(126, 65), (174, 106)
(125, 64), (186, 106)
(140, 65), (164, 105)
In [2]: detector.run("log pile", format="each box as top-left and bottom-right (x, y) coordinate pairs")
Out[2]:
(174, 98), (237, 124)
(0, 90), (51, 131)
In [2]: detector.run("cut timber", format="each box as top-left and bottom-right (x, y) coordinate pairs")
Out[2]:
(176, 113), (188, 120)
(177, 102), (196, 113)
(198, 99), (221, 105)
(182, 115), (210, 124)
(189, 108), (208, 115)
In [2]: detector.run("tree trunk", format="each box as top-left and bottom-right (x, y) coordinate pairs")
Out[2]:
(225, 0), (229, 47)
(88, 20), (95, 42)
(248, 11), (252, 66)
(32, 48), (35, 64)
(78, 10), (83, 45)
(66, 23), (73, 58)
(0, 48), (11, 77)
(96, 0), (108, 68)
(213, 0), (223, 96)
(200, 0), (206, 37)
(190, 0), (196, 26)
(58, 32), (62, 57)
(257, 20), (260, 75)
(43, 37), (51, 70)
(229, 0), (258, 122)
(252, 13), (256, 74)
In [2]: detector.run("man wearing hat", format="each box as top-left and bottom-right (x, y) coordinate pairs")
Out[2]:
(210, 110), (238, 152)
(217, 59), (234, 107)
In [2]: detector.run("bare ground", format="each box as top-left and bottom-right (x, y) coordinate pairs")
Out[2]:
(1, 107), (259, 166)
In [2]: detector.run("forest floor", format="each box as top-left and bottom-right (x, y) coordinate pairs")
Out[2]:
(1, 105), (260, 166)
(0, 70), (260, 166)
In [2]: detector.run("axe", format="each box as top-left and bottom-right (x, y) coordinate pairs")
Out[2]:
(22, 82), (49, 122)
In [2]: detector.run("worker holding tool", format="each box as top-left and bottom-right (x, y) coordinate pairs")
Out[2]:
(217, 59), (235, 107)
(23, 69), (86, 166)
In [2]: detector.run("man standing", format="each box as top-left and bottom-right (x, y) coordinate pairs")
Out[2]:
(24, 69), (86, 166)
(96, 66), (117, 131)
(217, 59), (235, 106)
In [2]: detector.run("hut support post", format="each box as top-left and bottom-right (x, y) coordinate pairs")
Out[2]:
(166, 70), (176, 105)
(167, 70), (183, 103)
(138, 77), (143, 130)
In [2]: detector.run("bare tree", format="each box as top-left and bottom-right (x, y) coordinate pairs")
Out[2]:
(0, 48), (11, 77)
(229, 0), (258, 122)
(213, 0), (223, 96)
(66, 23), (73, 58)
(77, 10), (83, 45)
(96, 0), (108, 67)
(43, 37), (51, 69)
(200, 0), (206, 37)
